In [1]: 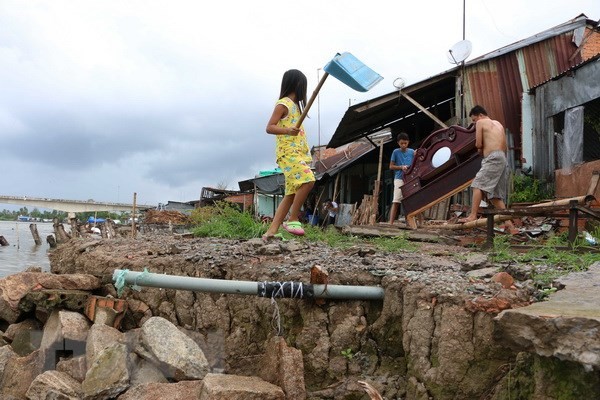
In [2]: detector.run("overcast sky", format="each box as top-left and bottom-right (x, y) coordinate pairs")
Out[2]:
(1, 1), (598, 207)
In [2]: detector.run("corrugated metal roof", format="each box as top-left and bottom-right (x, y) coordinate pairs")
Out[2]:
(466, 14), (588, 65)
(529, 51), (600, 91)
(314, 136), (393, 178)
(327, 14), (598, 151)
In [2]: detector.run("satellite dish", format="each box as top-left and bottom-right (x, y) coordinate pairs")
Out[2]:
(447, 40), (472, 64)
(393, 77), (405, 90)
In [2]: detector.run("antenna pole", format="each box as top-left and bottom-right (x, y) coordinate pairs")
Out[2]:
(462, 0), (466, 40)
(460, 0), (466, 124)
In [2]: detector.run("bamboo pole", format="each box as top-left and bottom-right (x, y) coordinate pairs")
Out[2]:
(399, 91), (448, 129)
(526, 195), (594, 208)
(440, 195), (595, 230)
(441, 214), (514, 230)
(296, 72), (329, 129)
(332, 174), (341, 203)
(131, 192), (137, 239)
(369, 138), (385, 225)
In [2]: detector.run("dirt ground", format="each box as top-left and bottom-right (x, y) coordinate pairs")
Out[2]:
(48, 227), (535, 311)
(45, 227), (544, 399)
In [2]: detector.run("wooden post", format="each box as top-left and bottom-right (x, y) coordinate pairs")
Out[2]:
(369, 138), (385, 225)
(332, 174), (341, 204)
(100, 223), (108, 239)
(484, 212), (495, 249)
(53, 218), (71, 243)
(29, 223), (42, 245)
(314, 188), (325, 226)
(69, 217), (79, 238)
(105, 219), (117, 239)
(568, 199), (579, 248)
(131, 192), (137, 239)
(46, 235), (56, 248)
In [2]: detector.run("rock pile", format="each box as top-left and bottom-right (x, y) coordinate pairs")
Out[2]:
(0, 271), (300, 399)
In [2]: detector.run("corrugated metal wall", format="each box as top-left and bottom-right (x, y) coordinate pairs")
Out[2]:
(463, 30), (584, 165)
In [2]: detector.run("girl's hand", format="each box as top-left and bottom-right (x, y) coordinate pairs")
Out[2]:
(287, 127), (300, 136)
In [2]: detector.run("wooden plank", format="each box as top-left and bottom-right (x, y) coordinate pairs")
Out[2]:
(406, 179), (473, 229)
(342, 225), (458, 244)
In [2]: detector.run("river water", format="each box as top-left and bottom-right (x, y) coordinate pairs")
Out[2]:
(0, 220), (63, 277)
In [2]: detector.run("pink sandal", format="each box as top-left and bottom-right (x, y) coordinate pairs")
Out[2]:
(282, 221), (305, 236)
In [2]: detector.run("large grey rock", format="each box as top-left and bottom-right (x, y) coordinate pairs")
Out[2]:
(461, 253), (490, 271)
(199, 373), (284, 400)
(0, 349), (43, 399)
(56, 354), (87, 382)
(259, 336), (306, 400)
(25, 370), (82, 400)
(0, 346), (18, 380)
(128, 353), (168, 386)
(116, 380), (203, 400)
(495, 261), (600, 371)
(82, 343), (130, 399)
(136, 317), (209, 381)
(3, 318), (42, 356)
(86, 323), (124, 368)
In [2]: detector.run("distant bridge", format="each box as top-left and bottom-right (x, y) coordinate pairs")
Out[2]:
(0, 195), (155, 214)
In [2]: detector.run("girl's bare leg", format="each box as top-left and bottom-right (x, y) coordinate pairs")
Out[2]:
(265, 194), (295, 236)
(287, 181), (315, 222)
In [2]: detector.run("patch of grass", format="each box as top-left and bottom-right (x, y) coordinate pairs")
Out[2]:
(189, 204), (414, 254)
(490, 231), (600, 287)
(368, 235), (416, 252)
(299, 225), (359, 248)
(190, 202), (265, 239)
(490, 234), (513, 262)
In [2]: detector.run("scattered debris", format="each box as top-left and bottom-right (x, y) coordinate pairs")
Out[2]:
(143, 210), (192, 225)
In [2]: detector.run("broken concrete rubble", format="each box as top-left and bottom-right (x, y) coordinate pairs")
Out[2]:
(0, 305), (287, 399)
(495, 261), (600, 371)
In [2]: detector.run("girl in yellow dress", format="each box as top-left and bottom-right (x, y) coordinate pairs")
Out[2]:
(263, 69), (315, 240)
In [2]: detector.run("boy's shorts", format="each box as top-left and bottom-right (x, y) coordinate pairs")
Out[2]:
(392, 179), (404, 203)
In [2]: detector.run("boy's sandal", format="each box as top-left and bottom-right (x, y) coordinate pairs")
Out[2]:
(282, 221), (305, 236)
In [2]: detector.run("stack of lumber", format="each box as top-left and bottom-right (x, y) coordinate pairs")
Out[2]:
(351, 195), (377, 225)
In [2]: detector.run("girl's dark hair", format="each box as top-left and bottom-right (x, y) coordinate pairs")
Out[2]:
(280, 69), (308, 114)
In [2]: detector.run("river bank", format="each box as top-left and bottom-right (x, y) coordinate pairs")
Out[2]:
(0, 230), (598, 399)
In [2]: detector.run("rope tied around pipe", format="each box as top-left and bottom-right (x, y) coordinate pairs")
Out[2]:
(258, 281), (314, 299)
(114, 268), (150, 296)
(258, 281), (312, 336)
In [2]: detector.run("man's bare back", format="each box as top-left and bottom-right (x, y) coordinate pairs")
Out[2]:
(474, 116), (507, 157)
(457, 105), (517, 232)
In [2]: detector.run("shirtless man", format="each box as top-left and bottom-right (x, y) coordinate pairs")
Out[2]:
(458, 105), (514, 229)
